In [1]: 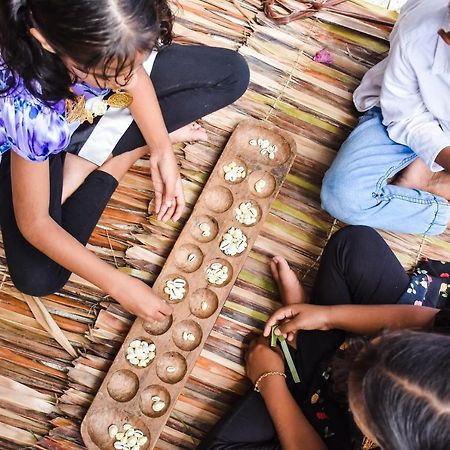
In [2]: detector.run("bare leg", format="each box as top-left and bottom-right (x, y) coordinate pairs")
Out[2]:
(61, 122), (208, 203)
(270, 256), (308, 344)
(393, 157), (450, 201)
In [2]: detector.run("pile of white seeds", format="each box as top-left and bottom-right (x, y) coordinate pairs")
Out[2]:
(150, 395), (166, 413)
(223, 161), (246, 182)
(206, 262), (229, 285)
(220, 227), (248, 256)
(126, 340), (156, 368)
(164, 278), (186, 301)
(235, 202), (258, 225)
(249, 138), (278, 160)
(109, 423), (148, 450)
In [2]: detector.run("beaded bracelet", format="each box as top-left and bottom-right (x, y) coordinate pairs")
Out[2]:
(254, 371), (287, 393)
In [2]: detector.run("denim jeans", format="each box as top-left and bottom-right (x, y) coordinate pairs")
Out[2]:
(321, 107), (450, 235)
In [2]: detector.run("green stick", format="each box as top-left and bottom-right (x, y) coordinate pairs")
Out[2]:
(270, 326), (300, 384)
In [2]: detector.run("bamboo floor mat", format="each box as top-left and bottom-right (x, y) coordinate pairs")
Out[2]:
(0, 1), (448, 449)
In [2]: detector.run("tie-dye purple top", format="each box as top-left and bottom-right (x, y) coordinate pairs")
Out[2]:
(0, 65), (109, 162)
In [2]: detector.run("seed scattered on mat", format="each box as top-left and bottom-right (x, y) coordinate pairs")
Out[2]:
(223, 161), (246, 182)
(109, 423), (148, 450)
(164, 278), (186, 301)
(206, 262), (229, 285)
(220, 227), (248, 256)
(254, 179), (266, 193)
(126, 340), (156, 368)
(235, 202), (258, 225)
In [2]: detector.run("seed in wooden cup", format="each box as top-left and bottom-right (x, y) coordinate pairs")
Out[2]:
(167, 366), (176, 373)
(223, 161), (246, 182)
(126, 339), (156, 368)
(235, 202), (258, 225)
(206, 262), (229, 285)
(164, 278), (187, 302)
(255, 179), (266, 193)
(220, 227), (248, 256)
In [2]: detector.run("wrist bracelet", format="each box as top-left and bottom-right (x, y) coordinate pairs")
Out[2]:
(254, 371), (286, 393)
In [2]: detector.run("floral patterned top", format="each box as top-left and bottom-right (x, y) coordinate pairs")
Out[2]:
(0, 64), (109, 162)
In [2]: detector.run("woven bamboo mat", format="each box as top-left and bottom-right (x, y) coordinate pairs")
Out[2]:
(0, 1), (448, 449)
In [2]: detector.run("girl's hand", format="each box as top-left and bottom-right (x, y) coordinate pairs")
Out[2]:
(263, 304), (331, 339)
(246, 336), (285, 385)
(150, 149), (185, 222)
(112, 274), (173, 322)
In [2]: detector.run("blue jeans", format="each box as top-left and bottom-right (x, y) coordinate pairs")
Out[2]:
(321, 107), (450, 235)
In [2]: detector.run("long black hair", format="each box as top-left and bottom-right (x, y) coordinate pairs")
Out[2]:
(347, 331), (450, 450)
(0, 0), (173, 104)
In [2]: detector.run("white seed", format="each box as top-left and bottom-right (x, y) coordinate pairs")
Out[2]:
(201, 301), (208, 311)
(220, 227), (248, 256)
(164, 279), (186, 301)
(182, 331), (189, 341)
(152, 400), (166, 412)
(223, 161), (246, 182)
(109, 425), (119, 439)
(132, 446), (140, 450)
(151, 395), (161, 402)
(249, 139), (257, 146)
(255, 179), (266, 193)
(188, 253), (196, 262)
(199, 222), (210, 232)
(115, 432), (125, 440)
(138, 436), (148, 446)
(187, 333), (196, 342)
(167, 366), (176, 373)
(114, 443), (124, 450)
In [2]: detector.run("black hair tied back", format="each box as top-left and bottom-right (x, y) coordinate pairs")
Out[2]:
(0, 0), (174, 105)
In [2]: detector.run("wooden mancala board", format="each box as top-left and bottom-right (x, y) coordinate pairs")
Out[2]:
(81, 119), (296, 450)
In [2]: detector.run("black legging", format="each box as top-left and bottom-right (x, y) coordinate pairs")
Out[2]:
(198, 226), (410, 450)
(0, 44), (249, 296)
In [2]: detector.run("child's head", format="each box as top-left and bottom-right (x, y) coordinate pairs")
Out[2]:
(0, 0), (173, 102)
(348, 331), (450, 450)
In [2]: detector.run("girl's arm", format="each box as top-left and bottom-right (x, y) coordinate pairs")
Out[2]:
(247, 338), (327, 450)
(259, 377), (327, 450)
(264, 303), (439, 338)
(11, 152), (172, 322)
(126, 67), (185, 222)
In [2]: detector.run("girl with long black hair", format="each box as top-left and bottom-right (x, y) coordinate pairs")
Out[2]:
(0, 0), (249, 321)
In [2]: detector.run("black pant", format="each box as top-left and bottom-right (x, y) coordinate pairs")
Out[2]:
(198, 226), (410, 450)
(0, 44), (249, 296)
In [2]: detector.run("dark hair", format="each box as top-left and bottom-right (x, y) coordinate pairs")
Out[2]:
(347, 331), (450, 450)
(0, 0), (173, 104)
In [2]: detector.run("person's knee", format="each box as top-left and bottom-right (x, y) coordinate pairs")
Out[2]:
(10, 267), (69, 297)
(221, 50), (250, 102)
(331, 225), (379, 247)
(321, 170), (361, 222)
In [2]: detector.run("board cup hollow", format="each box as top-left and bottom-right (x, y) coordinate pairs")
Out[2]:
(174, 244), (204, 273)
(204, 185), (234, 213)
(156, 352), (187, 384)
(221, 157), (248, 185)
(107, 369), (140, 402)
(139, 385), (171, 418)
(172, 320), (203, 351)
(190, 215), (219, 243)
(190, 288), (219, 319)
(247, 171), (277, 198)
(142, 314), (173, 336)
(86, 407), (151, 450)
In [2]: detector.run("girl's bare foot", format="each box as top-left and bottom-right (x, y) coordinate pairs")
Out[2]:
(393, 157), (450, 201)
(169, 122), (208, 144)
(270, 256), (308, 306)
